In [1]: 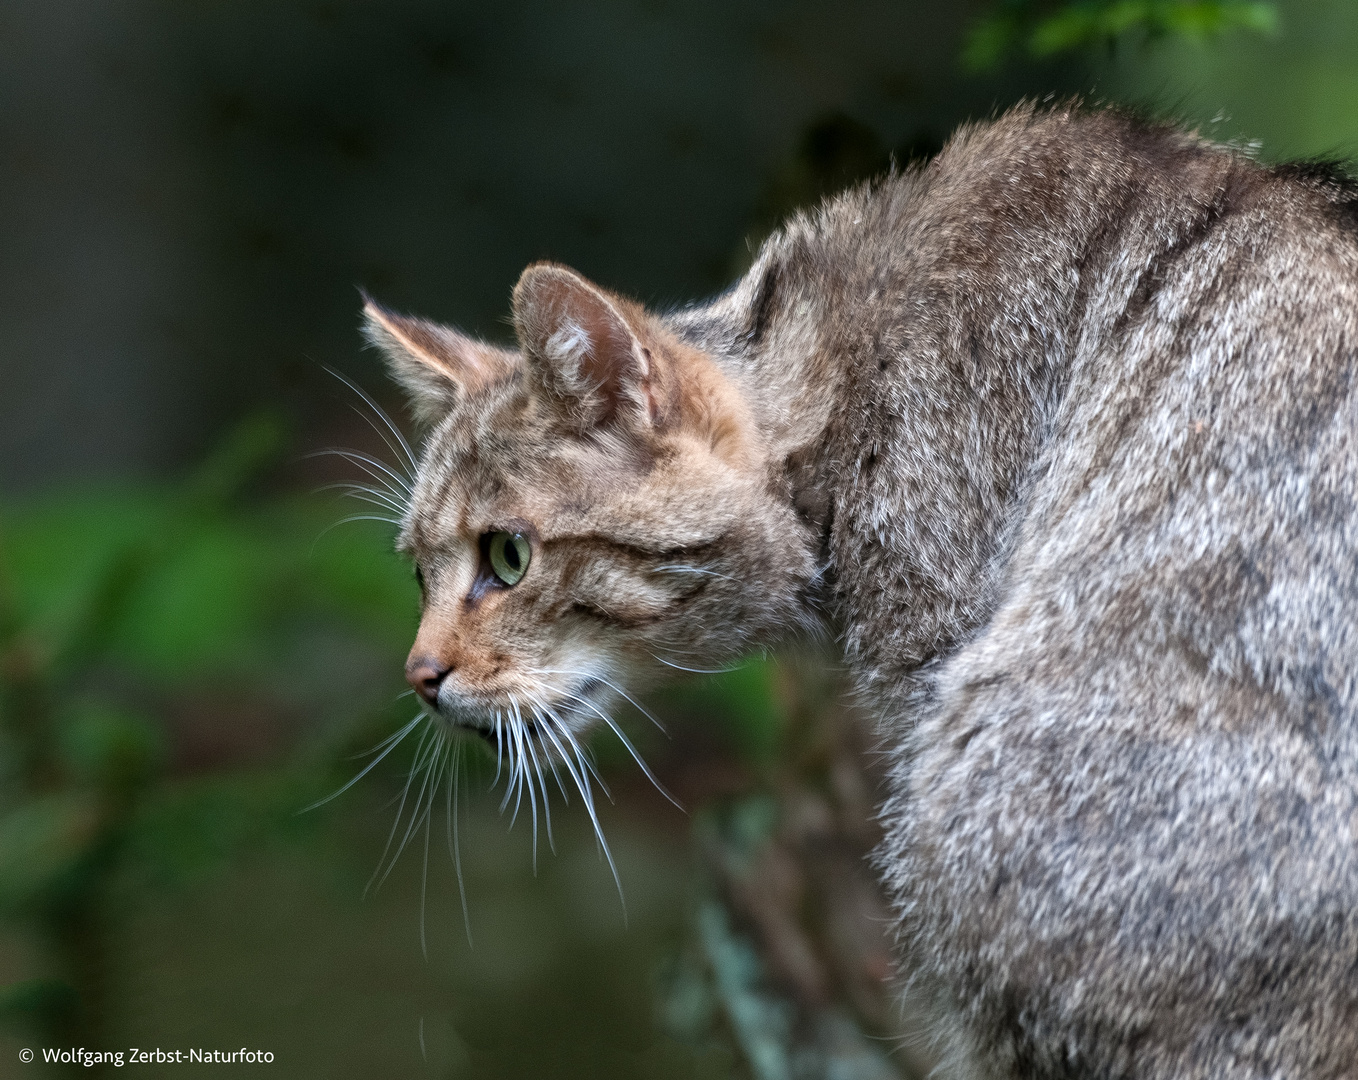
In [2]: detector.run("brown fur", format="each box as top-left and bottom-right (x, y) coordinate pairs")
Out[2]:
(369, 103), (1358, 1079)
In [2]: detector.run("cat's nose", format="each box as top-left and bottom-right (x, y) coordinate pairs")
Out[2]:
(406, 658), (450, 708)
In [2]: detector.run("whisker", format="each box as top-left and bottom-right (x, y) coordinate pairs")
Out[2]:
(335, 513), (401, 526)
(646, 640), (725, 658)
(378, 726), (445, 894)
(532, 667), (667, 735)
(651, 563), (738, 583)
(316, 478), (408, 504)
(301, 712), (425, 812)
(322, 365), (420, 478)
(650, 653), (742, 675)
(447, 740), (472, 947)
(491, 711), (505, 789)
(339, 493), (407, 518)
(557, 690), (684, 813)
(317, 482), (409, 516)
(519, 699), (556, 854)
(545, 740), (570, 804)
(523, 690), (613, 803)
(419, 738), (445, 960)
(530, 702), (626, 921)
(366, 722), (436, 896)
(313, 514), (402, 548)
(510, 699), (540, 871)
(521, 694), (574, 806)
(346, 403), (418, 488)
(497, 712), (518, 815)
(307, 447), (412, 497)
(346, 710), (423, 761)
(504, 711), (528, 823)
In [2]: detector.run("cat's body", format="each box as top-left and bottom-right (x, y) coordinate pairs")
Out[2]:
(370, 103), (1358, 1078)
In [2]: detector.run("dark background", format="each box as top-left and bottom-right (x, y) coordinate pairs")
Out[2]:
(4, 1), (1354, 489)
(0, 0), (1083, 488)
(2, 2), (1355, 1078)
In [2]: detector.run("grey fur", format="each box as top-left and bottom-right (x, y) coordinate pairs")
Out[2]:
(383, 102), (1358, 1078)
(674, 102), (1358, 1079)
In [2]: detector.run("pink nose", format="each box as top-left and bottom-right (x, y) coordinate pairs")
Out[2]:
(406, 658), (450, 708)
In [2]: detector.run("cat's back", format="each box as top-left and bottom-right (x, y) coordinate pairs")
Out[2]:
(837, 108), (1358, 1077)
(812, 104), (1358, 701)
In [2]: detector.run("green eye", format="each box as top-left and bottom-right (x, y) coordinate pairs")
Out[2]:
(488, 531), (532, 586)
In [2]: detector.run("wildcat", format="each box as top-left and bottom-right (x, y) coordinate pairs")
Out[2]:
(364, 102), (1358, 1078)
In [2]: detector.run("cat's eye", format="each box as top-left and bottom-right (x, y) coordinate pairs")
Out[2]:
(487, 531), (531, 586)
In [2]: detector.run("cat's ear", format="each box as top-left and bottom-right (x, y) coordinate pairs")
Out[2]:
(362, 295), (520, 424)
(511, 264), (658, 431)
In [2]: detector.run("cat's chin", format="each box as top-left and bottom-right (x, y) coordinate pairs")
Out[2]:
(427, 675), (610, 751)
(431, 713), (499, 747)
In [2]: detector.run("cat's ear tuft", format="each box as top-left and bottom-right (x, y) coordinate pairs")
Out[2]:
(362, 295), (520, 424)
(511, 264), (656, 430)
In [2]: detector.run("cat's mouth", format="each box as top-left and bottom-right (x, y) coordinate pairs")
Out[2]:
(433, 675), (609, 749)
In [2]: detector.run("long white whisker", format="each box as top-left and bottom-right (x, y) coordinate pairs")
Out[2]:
(377, 727), (445, 893)
(532, 667), (666, 734)
(491, 711), (505, 790)
(510, 699), (540, 869)
(347, 403), (418, 486)
(322, 365), (419, 478)
(307, 450), (407, 500)
(365, 722), (434, 896)
(448, 740), (472, 947)
(521, 707), (556, 854)
(534, 697), (613, 803)
(497, 712), (518, 815)
(531, 704), (626, 920)
(301, 712), (425, 813)
(419, 738), (447, 960)
(339, 493), (408, 518)
(557, 690), (684, 812)
(521, 694), (574, 806)
(650, 653), (742, 675)
(504, 711), (528, 823)
(647, 640), (728, 658)
(544, 739), (570, 804)
(307, 447), (412, 496)
(313, 514), (401, 547)
(316, 478), (408, 505)
(337, 513), (401, 525)
(318, 483), (409, 515)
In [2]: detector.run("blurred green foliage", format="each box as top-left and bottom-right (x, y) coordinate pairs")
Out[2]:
(0, 415), (421, 1052)
(964, 0), (1278, 70)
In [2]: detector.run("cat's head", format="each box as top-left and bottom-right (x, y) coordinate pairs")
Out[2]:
(365, 263), (817, 746)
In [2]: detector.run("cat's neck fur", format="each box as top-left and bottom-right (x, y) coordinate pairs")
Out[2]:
(672, 105), (1250, 704)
